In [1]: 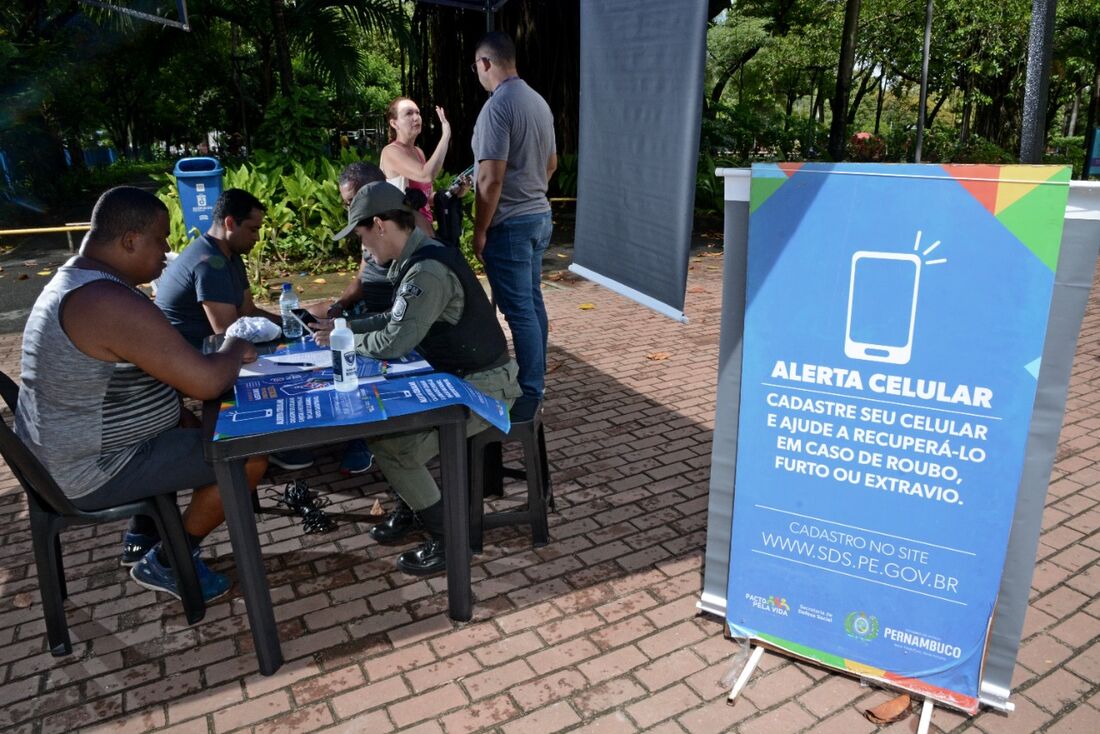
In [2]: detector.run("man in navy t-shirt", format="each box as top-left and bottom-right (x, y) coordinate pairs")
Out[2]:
(156, 189), (280, 348)
(156, 189), (314, 471)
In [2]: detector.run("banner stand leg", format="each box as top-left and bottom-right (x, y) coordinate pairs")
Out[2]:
(727, 645), (765, 704)
(917, 699), (935, 734)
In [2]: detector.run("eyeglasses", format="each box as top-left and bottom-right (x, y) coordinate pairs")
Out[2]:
(470, 57), (489, 73)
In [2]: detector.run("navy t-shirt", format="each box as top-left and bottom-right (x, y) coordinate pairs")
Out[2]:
(156, 234), (248, 347)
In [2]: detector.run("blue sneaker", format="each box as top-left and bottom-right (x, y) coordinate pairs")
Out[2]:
(120, 531), (158, 567)
(270, 448), (315, 471)
(130, 545), (231, 602)
(339, 439), (374, 476)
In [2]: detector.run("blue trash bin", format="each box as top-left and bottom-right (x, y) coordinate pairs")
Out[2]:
(174, 157), (224, 237)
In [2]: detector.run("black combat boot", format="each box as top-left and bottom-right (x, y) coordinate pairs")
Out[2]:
(396, 501), (446, 576)
(369, 496), (418, 543)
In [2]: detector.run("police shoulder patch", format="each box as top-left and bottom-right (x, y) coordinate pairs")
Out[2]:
(391, 296), (408, 321)
(398, 282), (423, 299)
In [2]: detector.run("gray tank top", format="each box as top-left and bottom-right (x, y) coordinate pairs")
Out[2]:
(15, 264), (181, 499)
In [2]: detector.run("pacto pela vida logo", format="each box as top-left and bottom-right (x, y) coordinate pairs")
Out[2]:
(845, 611), (880, 641)
(746, 593), (790, 616)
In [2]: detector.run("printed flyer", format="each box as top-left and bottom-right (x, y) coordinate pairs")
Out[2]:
(726, 163), (1070, 712)
(215, 371), (510, 439)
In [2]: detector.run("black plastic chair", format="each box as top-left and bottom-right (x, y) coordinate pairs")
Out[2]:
(0, 370), (204, 656)
(468, 399), (552, 553)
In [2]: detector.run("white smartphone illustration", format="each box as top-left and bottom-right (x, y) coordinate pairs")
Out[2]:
(844, 251), (921, 365)
(229, 408), (274, 422)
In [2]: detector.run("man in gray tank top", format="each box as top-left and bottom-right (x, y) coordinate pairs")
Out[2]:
(15, 186), (268, 602)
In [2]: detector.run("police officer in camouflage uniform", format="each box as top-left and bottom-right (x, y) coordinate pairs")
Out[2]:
(329, 181), (521, 575)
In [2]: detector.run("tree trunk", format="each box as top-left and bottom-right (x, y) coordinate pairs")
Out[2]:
(925, 91), (949, 129)
(1066, 88), (1080, 136)
(960, 75), (973, 145)
(709, 47), (763, 114)
(847, 67), (873, 126)
(269, 0), (294, 96)
(874, 68), (886, 135)
(828, 0), (862, 160)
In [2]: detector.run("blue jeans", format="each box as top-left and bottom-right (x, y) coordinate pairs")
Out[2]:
(483, 212), (553, 400)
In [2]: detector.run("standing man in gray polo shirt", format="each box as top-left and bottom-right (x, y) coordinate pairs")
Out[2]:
(471, 31), (557, 411)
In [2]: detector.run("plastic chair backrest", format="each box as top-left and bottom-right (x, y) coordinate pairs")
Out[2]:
(0, 370), (82, 516)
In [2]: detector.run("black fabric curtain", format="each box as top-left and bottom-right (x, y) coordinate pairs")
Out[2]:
(571, 0), (708, 321)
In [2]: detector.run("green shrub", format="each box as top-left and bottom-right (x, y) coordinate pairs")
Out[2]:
(949, 134), (1014, 164)
(1045, 135), (1084, 178)
(552, 153), (577, 197)
(155, 156), (479, 286)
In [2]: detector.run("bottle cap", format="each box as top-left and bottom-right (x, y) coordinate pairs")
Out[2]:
(282, 282), (292, 291)
(334, 318), (347, 330)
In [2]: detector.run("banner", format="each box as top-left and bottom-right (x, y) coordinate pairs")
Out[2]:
(726, 163), (1070, 712)
(570, 0), (709, 322)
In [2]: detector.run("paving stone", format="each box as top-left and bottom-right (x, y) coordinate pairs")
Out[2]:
(0, 255), (1097, 734)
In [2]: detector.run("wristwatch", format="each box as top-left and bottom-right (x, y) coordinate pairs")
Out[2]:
(326, 302), (345, 318)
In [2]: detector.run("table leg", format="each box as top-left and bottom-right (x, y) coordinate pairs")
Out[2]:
(213, 458), (284, 675)
(439, 420), (472, 622)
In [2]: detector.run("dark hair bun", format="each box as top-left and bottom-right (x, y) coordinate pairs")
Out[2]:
(404, 187), (428, 211)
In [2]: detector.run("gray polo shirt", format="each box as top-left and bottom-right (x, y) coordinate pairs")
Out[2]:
(472, 77), (556, 227)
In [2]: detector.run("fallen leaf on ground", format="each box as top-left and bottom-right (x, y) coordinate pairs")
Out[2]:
(688, 286), (706, 293)
(22, 260), (37, 267)
(556, 253), (568, 259)
(646, 352), (671, 361)
(579, 303), (596, 310)
(369, 499), (386, 517)
(17, 273), (29, 280)
(12, 592), (33, 609)
(37, 270), (52, 276)
(700, 251), (723, 257)
(863, 693), (911, 724)
(546, 360), (563, 374)
(706, 266), (720, 271)
(312, 278), (327, 284)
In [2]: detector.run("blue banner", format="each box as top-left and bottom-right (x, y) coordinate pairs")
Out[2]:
(727, 163), (1070, 712)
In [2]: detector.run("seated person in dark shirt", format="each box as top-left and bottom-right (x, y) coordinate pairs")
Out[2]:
(155, 189), (314, 470)
(155, 188), (280, 349)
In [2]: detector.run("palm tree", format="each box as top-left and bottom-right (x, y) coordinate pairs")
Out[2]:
(200, 0), (410, 100)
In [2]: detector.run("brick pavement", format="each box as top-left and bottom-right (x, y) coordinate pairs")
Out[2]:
(0, 251), (1097, 733)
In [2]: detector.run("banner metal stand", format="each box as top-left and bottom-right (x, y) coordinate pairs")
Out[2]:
(918, 699), (935, 734)
(726, 645), (765, 704)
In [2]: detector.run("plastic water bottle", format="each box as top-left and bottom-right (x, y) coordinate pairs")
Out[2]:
(330, 318), (358, 392)
(280, 283), (302, 339)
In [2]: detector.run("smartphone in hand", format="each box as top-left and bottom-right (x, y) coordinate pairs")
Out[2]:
(291, 308), (318, 325)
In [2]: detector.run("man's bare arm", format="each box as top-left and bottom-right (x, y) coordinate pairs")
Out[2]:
(241, 289), (281, 323)
(202, 301), (242, 334)
(64, 282), (253, 400)
(473, 159), (507, 261)
(546, 152), (558, 181)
